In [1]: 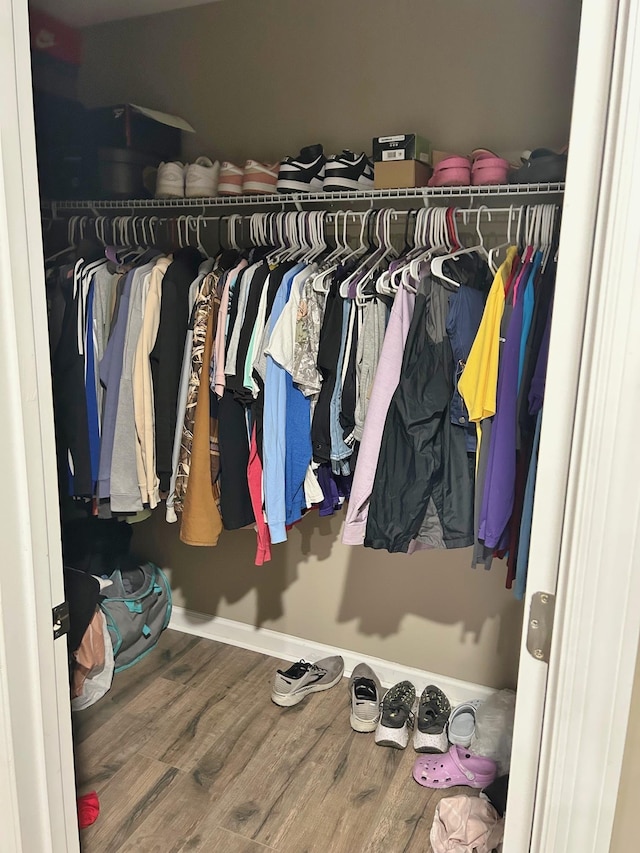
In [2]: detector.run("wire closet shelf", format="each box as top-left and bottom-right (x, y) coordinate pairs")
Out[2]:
(45, 182), (565, 214)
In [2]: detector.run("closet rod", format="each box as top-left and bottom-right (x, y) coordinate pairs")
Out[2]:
(44, 182), (565, 214)
(64, 206), (558, 224)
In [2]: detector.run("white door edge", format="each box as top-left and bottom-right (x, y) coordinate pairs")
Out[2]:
(503, 0), (620, 847)
(0, 0), (80, 850)
(531, 0), (640, 849)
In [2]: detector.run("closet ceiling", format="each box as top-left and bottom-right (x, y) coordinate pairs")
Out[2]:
(30, 0), (221, 27)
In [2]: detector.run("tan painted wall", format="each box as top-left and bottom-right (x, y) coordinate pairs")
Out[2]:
(78, 0), (581, 166)
(610, 644), (640, 852)
(78, 0), (581, 688)
(132, 510), (523, 689)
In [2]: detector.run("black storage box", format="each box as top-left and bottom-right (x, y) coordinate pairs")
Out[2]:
(88, 103), (190, 161)
(33, 91), (97, 199)
(88, 104), (195, 199)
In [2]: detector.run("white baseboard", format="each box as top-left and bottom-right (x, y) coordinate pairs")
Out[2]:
(169, 605), (494, 706)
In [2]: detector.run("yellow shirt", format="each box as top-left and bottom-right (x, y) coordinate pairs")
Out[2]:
(458, 246), (518, 459)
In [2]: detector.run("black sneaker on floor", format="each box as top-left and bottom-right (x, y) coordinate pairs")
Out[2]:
(277, 144), (326, 193)
(323, 150), (374, 192)
(374, 680), (416, 749)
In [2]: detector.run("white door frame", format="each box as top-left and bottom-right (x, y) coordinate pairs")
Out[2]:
(0, 0), (79, 850)
(2, 0), (640, 850)
(528, 0), (640, 849)
(503, 0), (622, 847)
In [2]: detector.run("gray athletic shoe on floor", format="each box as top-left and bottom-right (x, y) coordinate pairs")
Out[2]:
(271, 656), (345, 707)
(349, 663), (383, 732)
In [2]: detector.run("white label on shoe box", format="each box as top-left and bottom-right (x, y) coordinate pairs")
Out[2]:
(378, 135), (407, 143)
(383, 150), (406, 161)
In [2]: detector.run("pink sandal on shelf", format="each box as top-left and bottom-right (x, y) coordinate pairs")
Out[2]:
(428, 155), (471, 187)
(412, 744), (497, 789)
(471, 149), (510, 186)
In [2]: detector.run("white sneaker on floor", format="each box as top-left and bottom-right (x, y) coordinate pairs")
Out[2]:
(155, 161), (186, 198)
(185, 157), (220, 198)
(349, 663), (382, 732)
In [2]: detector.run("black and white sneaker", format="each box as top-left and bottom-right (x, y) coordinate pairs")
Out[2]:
(277, 144), (326, 193)
(323, 150), (374, 192)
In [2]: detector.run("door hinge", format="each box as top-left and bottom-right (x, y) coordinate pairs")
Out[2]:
(526, 591), (556, 663)
(52, 601), (70, 640)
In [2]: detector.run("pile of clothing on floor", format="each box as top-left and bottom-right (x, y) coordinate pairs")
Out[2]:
(64, 517), (171, 710)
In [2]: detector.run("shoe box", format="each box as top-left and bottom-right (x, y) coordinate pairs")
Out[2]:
(374, 160), (432, 190)
(33, 91), (97, 199)
(88, 104), (195, 198)
(372, 134), (432, 165)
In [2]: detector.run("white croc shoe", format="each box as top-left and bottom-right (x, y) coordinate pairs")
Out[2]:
(155, 161), (186, 198)
(185, 157), (220, 198)
(448, 700), (482, 748)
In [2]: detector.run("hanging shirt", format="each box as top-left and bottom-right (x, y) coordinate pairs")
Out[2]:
(263, 264), (306, 543)
(353, 297), (388, 443)
(98, 269), (134, 500)
(165, 261), (211, 520)
(343, 283), (416, 546)
(458, 247), (518, 460)
(212, 259), (247, 398)
(150, 247), (204, 493)
(329, 299), (353, 474)
(478, 273), (527, 550)
(518, 252), (543, 390)
(133, 256), (172, 509)
(311, 278), (344, 464)
(84, 281), (100, 489)
(446, 284), (487, 452)
(110, 258), (158, 513)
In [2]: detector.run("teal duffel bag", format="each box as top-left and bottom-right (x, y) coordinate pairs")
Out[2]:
(100, 562), (172, 673)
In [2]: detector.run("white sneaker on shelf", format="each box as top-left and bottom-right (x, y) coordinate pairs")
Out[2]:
(185, 157), (220, 198)
(155, 161), (186, 198)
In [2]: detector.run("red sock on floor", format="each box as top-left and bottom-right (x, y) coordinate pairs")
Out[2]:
(77, 792), (100, 829)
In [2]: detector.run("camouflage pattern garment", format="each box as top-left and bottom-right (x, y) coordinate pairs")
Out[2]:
(173, 271), (221, 513)
(292, 274), (327, 397)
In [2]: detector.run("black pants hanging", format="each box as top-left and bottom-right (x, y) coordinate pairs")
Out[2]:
(217, 390), (255, 530)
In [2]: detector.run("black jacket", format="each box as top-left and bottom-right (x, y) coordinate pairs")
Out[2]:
(150, 247), (203, 492)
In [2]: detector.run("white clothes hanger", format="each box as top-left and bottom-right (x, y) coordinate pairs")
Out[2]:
(340, 209), (392, 298)
(402, 207), (450, 287)
(46, 214), (81, 262)
(379, 207), (429, 294)
(354, 209), (397, 304)
(312, 210), (358, 294)
(430, 205), (492, 287)
(487, 205), (516, 274)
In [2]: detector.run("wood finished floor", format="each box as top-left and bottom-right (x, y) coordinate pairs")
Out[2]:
(74, 630), (474, 853)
